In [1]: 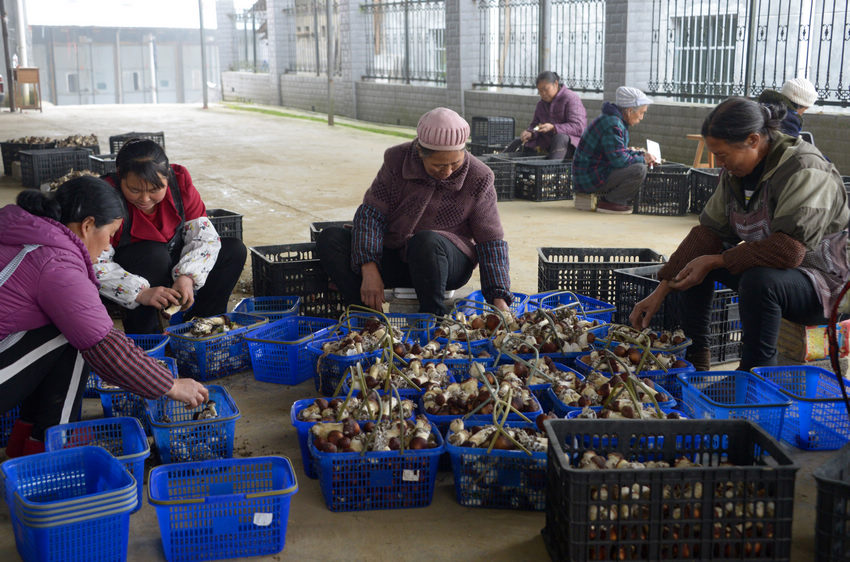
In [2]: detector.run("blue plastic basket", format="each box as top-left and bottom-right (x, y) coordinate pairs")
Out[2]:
(45, 417), (149, 514)
(310, 423), (444, 511)
(457, 290), (530, 316)
(125, 333), (170, 358)
(83, 373), (100, 399)
(336, 312), (435, 346)
(526, 290), (616, 323)
(446, 421), (547, 510)
(165, 313), (268, 381)
(493, 323), (609, 368)
(342, 366), (457, 398)
(677, 371), (791, 440)
(564, 407), (689, 419)
(547, 380), (678, 417)
(573, 354), (695, 401)
(145, 385), (240, 463)
(0, 404), (21, 448)
(97, 357), (178, 433)
(751, 366), (850, 450)
(245, 316), (338, 385)
(148, 456), (298, 562)
(306, 339), (381, 396)
(233, 295), (301, 321)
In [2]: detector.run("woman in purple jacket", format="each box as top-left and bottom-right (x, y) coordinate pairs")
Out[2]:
(0, 177), (208, 457)
(507, 71), (587, 160)
(317, 107), (512, 316)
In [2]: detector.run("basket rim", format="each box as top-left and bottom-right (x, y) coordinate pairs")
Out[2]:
(309, 422), (445, 460)
(16, 495), (137, 527)
(677, 370), (793, 408)
(750, 365), (850, 404)
(145, 384), (240, 428)
(812, 442), (850, 484)
(165, 313), (268, 341)
(147, 455), (298, 506)
(444, 421), (547, 459)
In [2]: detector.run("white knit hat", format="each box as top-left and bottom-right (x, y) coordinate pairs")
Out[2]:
(615, 86), (652, 108)
(781, 77), (818, 107)
(416, 108), (470, 151)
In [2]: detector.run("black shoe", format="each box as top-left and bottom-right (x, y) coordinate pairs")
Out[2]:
(596, 200), (634, 214)
(685, 347), (711, 371)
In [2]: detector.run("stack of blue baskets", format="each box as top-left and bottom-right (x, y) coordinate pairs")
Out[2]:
(0, 446), (137, 561)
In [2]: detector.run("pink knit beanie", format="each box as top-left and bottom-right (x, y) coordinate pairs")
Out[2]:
(416, 107), (470, 151)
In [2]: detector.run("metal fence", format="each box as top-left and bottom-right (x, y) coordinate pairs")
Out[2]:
(234, 7), (269, 72)
(648, 0), (850, 106)
(476, 0), (605, 90)
(294, 0), (342, 75)
(361, 0), (446, 84)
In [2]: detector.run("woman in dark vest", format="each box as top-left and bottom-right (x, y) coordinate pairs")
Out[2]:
(97, 140), (247, 334)
(630, 97), (848, 371)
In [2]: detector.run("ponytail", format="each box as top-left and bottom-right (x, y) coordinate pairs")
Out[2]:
(17, 176), (124, 227)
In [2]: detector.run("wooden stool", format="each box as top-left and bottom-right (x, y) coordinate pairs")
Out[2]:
(686, 134), (714, 168)
(13, 67), (43, 112)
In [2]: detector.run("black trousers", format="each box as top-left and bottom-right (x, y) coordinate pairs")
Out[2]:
(316, 227), (474, 316)
(678, 267), (826, 370)
(114, 237), (248, 333)
(0, 325), (87, 440)
(504, 134), (574, 160)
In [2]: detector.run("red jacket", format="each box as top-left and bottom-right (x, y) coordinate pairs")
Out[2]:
(105, 164), (207, 246)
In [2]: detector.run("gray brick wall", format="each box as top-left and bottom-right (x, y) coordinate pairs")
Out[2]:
(221, 71), (277, 105)
(355, 82), (449, 126)
(280, 74), (355, 117)
(603, 0), (627, 100)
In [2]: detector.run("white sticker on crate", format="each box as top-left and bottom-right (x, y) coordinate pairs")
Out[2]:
(253, 513), (274, 526)
(402, 469), (420, 481)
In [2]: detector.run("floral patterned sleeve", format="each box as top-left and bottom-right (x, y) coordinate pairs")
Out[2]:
(172, 216), (222, 289)
(94, 246), (150, 309)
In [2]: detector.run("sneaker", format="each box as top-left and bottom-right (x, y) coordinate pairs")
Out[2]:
(596, 200), (633, 214)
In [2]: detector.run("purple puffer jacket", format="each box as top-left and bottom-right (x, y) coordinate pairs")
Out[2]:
(525, 85), (588, 151)
(0, 205), (113, 350)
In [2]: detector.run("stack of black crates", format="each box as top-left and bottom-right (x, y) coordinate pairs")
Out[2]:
(468, 116), (515, 156)
(634, 163), (691, 215)
(207, 209), (244, 241)
(1, 139), (56, 175)
(19, 147), (99, 188)
(614, 264), (743, 365)
(689, 167), (722, 214)
(250, 222), (348, 319)
(108, 131), (166, 154)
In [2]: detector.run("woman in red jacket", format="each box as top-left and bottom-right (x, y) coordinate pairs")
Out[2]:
(97, 140), (247, 334)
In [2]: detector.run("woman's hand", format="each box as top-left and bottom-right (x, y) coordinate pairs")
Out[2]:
(537, 123), (555, 133)
(668, 255), (724, 292)
(629, 281), (671, 330)
(172, 275), (195, 310)
(520, 130), (533, 143)
(360, 263), (385, 311)
(644, 152), (658, 166)
(165, 378), (209, 409)
(136, 286), (182, 309)
(492, 298), (510, 312)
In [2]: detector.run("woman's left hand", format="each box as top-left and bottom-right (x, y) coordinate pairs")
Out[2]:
(537, 123), (555, 133)
(172, 275), (195, 310)
(492, 298), (510, 312)
(668, 255), (724, 291)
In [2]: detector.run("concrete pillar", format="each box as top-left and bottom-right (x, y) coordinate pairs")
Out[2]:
(215, 0), (238, 75)
(266, 0), (297, 105)
(445, 0), (479, 116)
(604, 0), (654, 100)
(339, 0), (366, 118)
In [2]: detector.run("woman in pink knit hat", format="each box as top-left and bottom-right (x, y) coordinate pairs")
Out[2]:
(317, 107), (512, 316)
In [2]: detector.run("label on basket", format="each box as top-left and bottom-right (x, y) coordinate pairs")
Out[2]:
(402, 469), (420, 482)
(253, 512), (274, 526)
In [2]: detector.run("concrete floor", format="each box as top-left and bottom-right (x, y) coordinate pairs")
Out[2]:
(0, 103), (831, 561)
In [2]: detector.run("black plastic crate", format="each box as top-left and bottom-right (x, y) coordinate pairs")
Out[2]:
(537, 247), (666, 303)
(2, 140), (56, 175)
(470, 116), (515, 146)
(19, 148), (94, 188)
(207, 209), (243, 240)
(88, 153), (117, 176)
(614, 264), (743, 365)
(309, 221), (352, 242)
(108, 131), (166, 154)
(542, 418), (798, 562)
(690, 167), (722, 214)
(250, 243), (345, 318)
(515, 159), (572, 201)
(634, 163), (691, 216)
(477, 153), (542, 202)
(814, 443), (850, 562)
(468, 142), (507, 157)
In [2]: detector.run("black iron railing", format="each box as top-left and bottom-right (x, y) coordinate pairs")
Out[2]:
(648, 0), (850, 106)
(361, 0), (446, 84)
(293, 0), (342, 75)
(234, 7), (269, 72)
(551, 0), (605, 92)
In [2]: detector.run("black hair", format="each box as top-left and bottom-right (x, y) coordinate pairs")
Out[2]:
(414, 138), (437, 158)
(17, 176), (124, 227)
(701, 97), (787, 144)
(536, 71), (560, 87)
(115, 138), (173, 191)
